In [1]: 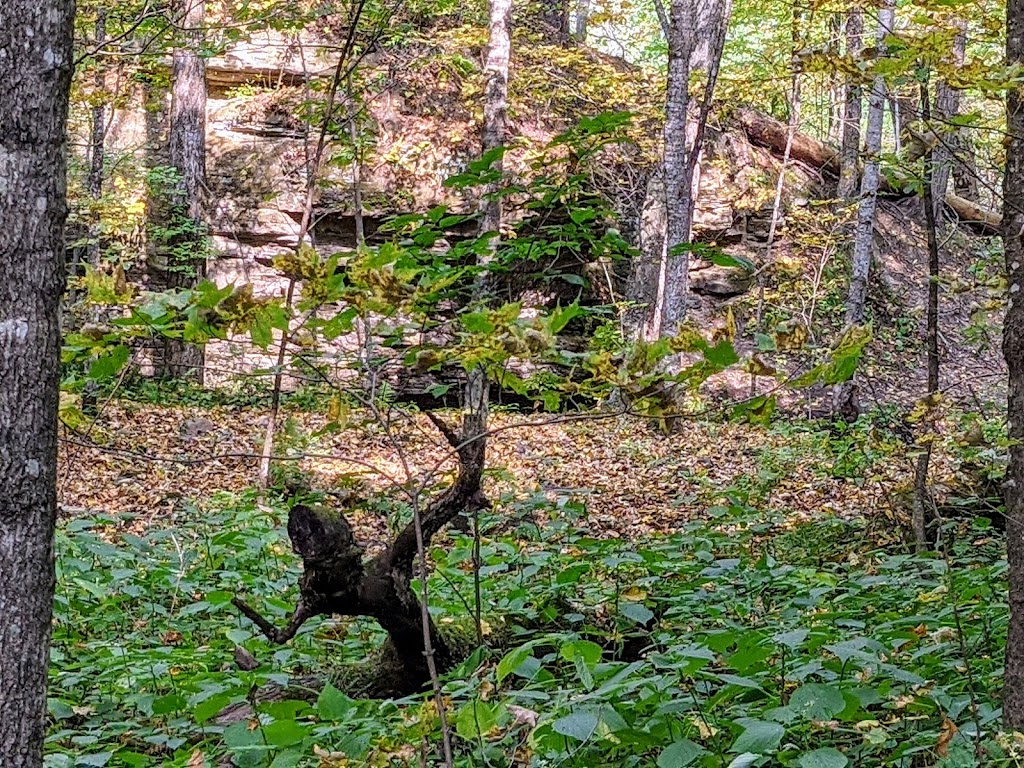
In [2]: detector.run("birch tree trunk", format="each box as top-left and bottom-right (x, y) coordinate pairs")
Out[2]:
(1002, 0), (1024, 728)
(467, 0), (509, 476)
(162, 0), (207, 381)
(837, 4), (863, 200)
(0, 2), (75, 765)
(834, 0), (893, 418)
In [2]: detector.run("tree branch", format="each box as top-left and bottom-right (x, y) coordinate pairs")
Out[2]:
(232, 598), (314, 644)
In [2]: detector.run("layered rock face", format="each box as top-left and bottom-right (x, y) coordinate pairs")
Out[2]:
(85, 25), (818, 386)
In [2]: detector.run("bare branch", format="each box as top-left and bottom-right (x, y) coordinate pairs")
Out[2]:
(425, 412), (461, 449)
(232, 598), (314, 644)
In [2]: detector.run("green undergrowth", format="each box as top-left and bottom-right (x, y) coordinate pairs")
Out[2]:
(47, 491), (1015, 768)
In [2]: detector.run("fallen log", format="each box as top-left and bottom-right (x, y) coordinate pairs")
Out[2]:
(734, 106), (840, 176)
(946, 192), (1002, 234)
(734, 106), (1002, 234)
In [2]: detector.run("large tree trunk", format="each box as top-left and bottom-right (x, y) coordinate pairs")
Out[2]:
(735, 106), (1002, 232)
(837, 4), (862, 200)
(162, 0), (207, 381)
(0, 2), (74, 766)
(1002, 0), (1024, 729)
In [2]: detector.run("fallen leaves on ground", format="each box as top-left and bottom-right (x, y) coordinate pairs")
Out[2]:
(57, 402), (925, 540)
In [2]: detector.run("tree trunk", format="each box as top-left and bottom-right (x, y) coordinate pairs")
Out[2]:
(0, 3), (74, 766)
(834, 0), (893, 419)
(931, 18), (966, 214)
(735, 106), (1002, 232)
(162, 0), (207, 381)
(87, 10), (107, 268)
(659, 0), (696, 337)
(912, 82), (941, 552)
(842, 1), (891, 328)
(1002, 0), (1024, 729)
(573, 0), (589, 38)
(635, 0), (729, 340)
(837, 5), (862, 200)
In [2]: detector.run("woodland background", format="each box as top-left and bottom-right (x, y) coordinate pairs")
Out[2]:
(2, 0), (1024, 765)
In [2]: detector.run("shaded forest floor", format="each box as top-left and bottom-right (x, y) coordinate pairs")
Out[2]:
(58, 398), (964, 544)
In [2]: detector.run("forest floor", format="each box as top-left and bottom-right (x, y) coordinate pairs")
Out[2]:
(57, 400), (955, 543)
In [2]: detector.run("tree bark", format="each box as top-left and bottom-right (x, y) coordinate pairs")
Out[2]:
(635, 0), (729, 340)
(87, 10), (107, 268)
(658, 0), (696, 337)
(1002, 0), (1024, 729)
(843, 2), (891, 328)
(0, 2), (74, 766)
(837, 4), (862, 200)
(912, 82), (941, 552)
(930, 18), (966, 215)
(162, 0), (207, 381)
(834, 0), (893, 419)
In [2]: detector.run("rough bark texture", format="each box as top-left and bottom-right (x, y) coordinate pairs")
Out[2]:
(632, 0), (729, 340)
(0, 2), (75, 765)
(837, 5), (862, 200)
(162, 0), (208, 380)
(1003, 0), (1024, 729)
(735, 106), (840, 176)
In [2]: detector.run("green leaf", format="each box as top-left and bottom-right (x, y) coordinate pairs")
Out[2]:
(87, 345), (130, 381)
(658, 739), (707, 767)
(754, 332), (777, 352)
(560, 639), (603, 666)
(703, 340), (739, 368)
(317, 683), (356, 721)
(620, 601), (655, 625)
(269, 749), (304, 768)
(249, 317), (272, 348)
(548, 303), (584, 334)
(497, 644), (534, 683)
(730, 719), (784, 754)
(790, 683), (845, 720)
(456, 699), (500, 740)
(727, 754), (760, 768)
(262, 718), (308, 748)
(552, 711), (599, 741)
(462, 311), (495, 334)
(708, 251), (755, 272)
(773, 629), (809, 649)
(75, 753), (114, 767)
(151, 693), (185, 714)
(798, 748), (849, 768)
